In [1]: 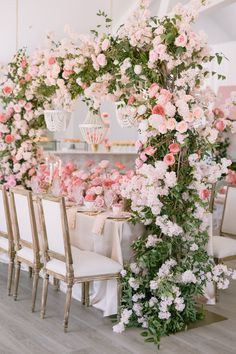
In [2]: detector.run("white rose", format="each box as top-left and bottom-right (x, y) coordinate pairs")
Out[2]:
(137, 105), (147, 115)
(134, 65), (142, 75)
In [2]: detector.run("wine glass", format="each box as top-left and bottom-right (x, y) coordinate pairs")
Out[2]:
(104, 190), (114, 210)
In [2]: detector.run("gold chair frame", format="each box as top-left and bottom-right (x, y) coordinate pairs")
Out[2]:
(38, 194), (122, 332)
(0, 185), (15, 295)
(10, 187), (41, 312)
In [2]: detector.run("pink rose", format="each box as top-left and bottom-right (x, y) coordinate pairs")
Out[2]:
(97, 53), (107, 67)
(166, 118), (177, 130)
(14, 105), (21, 113)
(95, 195), (105, 208)
(164, 153), (175, 166)
(149, 50), (158, 63)
(28, 168), (35, 177)
(193, 107), (203, 119)
(92, 177), (102, 186)
(0, 113), (7, 122)
(215, 120), (225, 132)
(5, 134), (14, 144)
(148, 83), (159, 98)
(176, 121), (188, 133)
(63, 69), (74, 78)
(101, 38), (110, 51)
(24, 73), (31, 81)
(200, 189), (210, 200)
(156, 44), (166, 55)
(85, 194), (95, 202)
(128, 96), (135, 105)
(3, 86), (13, 95)
(99, 160), (109, 169)
(135, 140), (143, 151)
(175, 33), (187, 47)
(115, 161), (125, 170)
(20, 59), (27, 68)
(6, 175), (16, 188)
(140, 152), (148, 162)
(169, 143), (180, 154)
(135, 158), (143, 169)
(25, 102), (32, 111)
(160, 89), (172, 102)
(84, 159), (94, 167)
(152, 104), (165, 116)
(18, 99), (26, 107)
(144, 146), (156, 156)
(48, 57), (56, 65)
(126, 170), (134, 179)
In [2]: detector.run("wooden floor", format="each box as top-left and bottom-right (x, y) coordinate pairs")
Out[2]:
(1, 262), (236, 354)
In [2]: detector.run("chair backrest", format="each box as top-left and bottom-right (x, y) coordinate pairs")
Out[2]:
(37, 195), (73, 277)
(10, 188), (39, 257)
(220, 185), (236, 236)
(0, 185), (13, 248)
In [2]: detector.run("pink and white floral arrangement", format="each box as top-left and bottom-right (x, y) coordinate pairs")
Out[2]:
(30, 159), (134, 209)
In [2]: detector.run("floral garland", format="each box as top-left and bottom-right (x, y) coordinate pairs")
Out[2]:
(0, 0), (236, 347)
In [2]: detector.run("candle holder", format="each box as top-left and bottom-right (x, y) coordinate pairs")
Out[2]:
(79, 111), (108, 152)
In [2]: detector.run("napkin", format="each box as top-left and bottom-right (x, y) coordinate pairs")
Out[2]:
(92, 212), (110, 236)
(66, 206), (77, 229)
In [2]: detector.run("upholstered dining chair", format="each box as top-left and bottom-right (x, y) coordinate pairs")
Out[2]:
(0, 185), (15, 295)
(212, 185), (236, 262)
(10, 187), (41, 312)
(37, 194), (122, 332)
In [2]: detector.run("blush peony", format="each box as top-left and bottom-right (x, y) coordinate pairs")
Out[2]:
(215, 120), (225, 132)
(5, 134), (14, 144)
(148, 83), (159, 98)
(152, 104), (165, 116)
(97, 53), (107, 67)
(200, 189), (210, 200)
(164, 153), (175, 166)
(175, 33), (187, 47)
(169, 143), (180, 154)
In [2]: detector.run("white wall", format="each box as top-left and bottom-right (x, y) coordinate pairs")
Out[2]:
(0, 0), (138, 143)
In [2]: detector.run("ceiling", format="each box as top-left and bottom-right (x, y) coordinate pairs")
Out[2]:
(0, 0), (235, 63)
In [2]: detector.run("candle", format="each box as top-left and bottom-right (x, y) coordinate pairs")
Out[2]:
(49, 163), (53, 184)
(58, 159), (62, 177)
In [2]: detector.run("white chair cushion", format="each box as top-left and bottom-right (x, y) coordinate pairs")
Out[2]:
(0, 236), (9, 251)
(46, 246), (122, 278)
(213, 236), (236, 258)
(17, 247), (34, 263)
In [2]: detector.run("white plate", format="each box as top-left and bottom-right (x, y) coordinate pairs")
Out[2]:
(107, 212), (131, 220)
(77, 206), (105, 214)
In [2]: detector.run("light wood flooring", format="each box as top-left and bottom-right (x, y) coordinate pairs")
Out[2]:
(0, 261), (236, 354)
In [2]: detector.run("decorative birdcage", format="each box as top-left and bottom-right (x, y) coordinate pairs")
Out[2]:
(115, 103), (137, 128)
(44, 110), (71, 132)
(79, 111), (108, 152)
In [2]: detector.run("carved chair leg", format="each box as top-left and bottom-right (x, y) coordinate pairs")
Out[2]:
(85, 282), (90, 307)
(63, 283), (73, 332)
(82, 282), (86, 305)
(14, 261), (21, 301)
(41, 273), (49, 319)
(32, 268), (40, 312)
(29, 266), (33, 278)
(117, 277), (122, 322)
(53, 277), (60, 291)
(7, 258), (14, 296)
